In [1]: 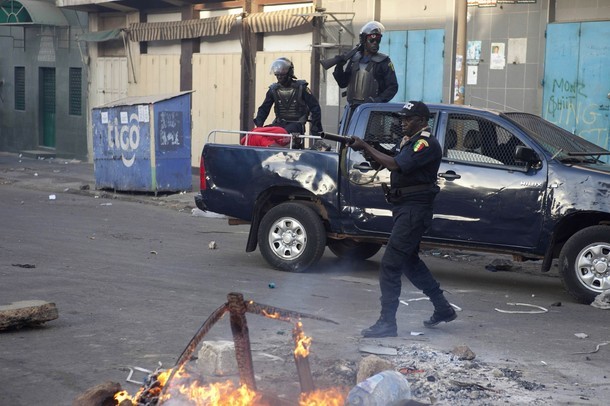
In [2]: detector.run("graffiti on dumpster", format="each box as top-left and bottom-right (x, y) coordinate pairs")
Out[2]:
(105, 112), (141, 168)
(158, 111), (182, 151)
(544, 78), (609, 147)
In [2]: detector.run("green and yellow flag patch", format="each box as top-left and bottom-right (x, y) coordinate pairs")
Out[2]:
(413, 139), (429, 152)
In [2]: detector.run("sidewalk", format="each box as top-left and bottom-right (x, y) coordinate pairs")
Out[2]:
(0, 152), (199, 211)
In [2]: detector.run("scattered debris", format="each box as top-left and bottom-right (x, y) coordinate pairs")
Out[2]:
(494, 303), (548, 314)
(100, 202), (112, 206)
(0, 300), (58, 331)
(358, 344), (398, 356)
(48, 194), (56, 200)
(572, 342), (609, 355)
(356, 355), (394, 383)
(208, 241), (218, 249)
(485, 258), (514, 272)
(125, 366), (154, 384)
(72, 381), (122, 406)
(191, 208), (226, 218)
(150, 251), (157, 255)
(574, 333), (589, 339)
(591, 290), (610, 309)
(268, 282), (276, 289)
(11, 263), (35, 269)
(451, 345), (476, 361)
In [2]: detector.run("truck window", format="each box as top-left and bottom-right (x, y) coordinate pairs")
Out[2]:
(444, 114), (526, 168)
(364, 111), (438, 153)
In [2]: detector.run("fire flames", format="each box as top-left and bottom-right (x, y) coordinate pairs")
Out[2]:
(293, 322), (312, 358)
(114, 371), (347, 405)
(114, 321), (347, 406)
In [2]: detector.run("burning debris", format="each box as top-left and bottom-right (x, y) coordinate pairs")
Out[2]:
(111, 292), (348, 405)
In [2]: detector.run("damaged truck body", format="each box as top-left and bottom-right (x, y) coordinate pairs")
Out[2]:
(196, 103), (610, 304)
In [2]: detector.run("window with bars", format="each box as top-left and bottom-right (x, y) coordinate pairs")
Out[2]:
(69, 68), (82, 116)
(14, 66), (25, 111)
(443, 114), (526, 168)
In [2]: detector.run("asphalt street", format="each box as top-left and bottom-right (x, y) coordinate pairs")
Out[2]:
(1, 152), (610, 405)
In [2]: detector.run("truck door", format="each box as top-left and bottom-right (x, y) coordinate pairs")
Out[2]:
(430, 113), (547, 248)
(343, 110), (409, 235)
(344, 109), (547, 249)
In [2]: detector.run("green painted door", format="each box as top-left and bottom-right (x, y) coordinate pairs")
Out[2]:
(41, 68), (56, 148)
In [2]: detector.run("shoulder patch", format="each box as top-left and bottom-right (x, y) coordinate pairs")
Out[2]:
(388, 61), (395, 72)
(413, 139), (429, 152)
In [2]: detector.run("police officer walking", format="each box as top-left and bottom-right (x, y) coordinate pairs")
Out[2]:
(254, 57), (323, 136)
(333, 21), (398, 107)
(348, 101), (457, 338)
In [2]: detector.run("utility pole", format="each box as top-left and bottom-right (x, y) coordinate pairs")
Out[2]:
(454, 0), (467, 104)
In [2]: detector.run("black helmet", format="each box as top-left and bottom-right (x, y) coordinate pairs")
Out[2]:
(359, 21), (385, 43)
(271, 57), (295, 79)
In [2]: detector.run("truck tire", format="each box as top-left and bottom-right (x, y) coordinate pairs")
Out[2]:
(328, 239), (382, 261)
(258, 203), (327, 273)
(558, 225), (610, 304)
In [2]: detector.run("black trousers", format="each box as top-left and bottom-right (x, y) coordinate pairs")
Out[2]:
(379, 201), (445, 320)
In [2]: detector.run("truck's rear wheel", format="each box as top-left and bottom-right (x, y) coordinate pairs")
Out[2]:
(258, 203), (326, 272)
(558, 225), (610, 304)
(328, 239), (382, 261)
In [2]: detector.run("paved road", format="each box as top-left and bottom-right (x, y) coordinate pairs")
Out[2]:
(1, 153), (609, 405)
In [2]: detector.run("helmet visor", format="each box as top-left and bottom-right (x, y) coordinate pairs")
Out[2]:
(271, 59), (291, 75)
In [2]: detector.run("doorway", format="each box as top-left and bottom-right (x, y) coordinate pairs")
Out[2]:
(40, 67), (56, 148)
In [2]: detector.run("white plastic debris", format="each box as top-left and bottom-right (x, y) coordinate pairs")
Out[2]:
(209, 241), (217, 249)
(591, 290), (610, 309)
(48, 194), (56, 200)
(494, 302), (548, 314)
(410, 331), (424, 336)
(100, 203), (112, 206)
(191, 208), (226, 218)
(574, 333), (588, 339)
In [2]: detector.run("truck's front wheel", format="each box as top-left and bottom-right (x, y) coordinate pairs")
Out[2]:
(559, 225), (610, 304)
(258, 203), (326, 272)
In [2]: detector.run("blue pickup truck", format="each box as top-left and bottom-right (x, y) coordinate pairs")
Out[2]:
(196, 103), (610, 304)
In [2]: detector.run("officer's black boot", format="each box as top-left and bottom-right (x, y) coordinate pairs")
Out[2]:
(424, 293), (457, 328)
(361, 316), (397, 338)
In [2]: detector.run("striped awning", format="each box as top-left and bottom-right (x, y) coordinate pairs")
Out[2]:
(129, 14), (237, 42)
(246, 6), (315, 33)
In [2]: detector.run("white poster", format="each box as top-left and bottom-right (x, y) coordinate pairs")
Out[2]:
(490, 42), (506, 70)
(467, 66), (478, 85)
(508, 38), (527, 64)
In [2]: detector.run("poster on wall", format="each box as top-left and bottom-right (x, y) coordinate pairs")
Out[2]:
(467, 66), (478, 85)
(507, 38), (527, 64)
(490, 42), (506, 70)
(467, 41), (482, 65)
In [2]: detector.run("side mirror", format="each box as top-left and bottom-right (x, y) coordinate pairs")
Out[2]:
(514, 145), (540, 169)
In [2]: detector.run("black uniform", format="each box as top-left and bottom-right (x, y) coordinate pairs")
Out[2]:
(378, 128), (449, 322)
(333, 51), (398, 105)
(254, 80), (323, 135)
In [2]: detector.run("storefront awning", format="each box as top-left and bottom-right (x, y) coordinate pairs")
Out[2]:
(129, 14), (237, 42)
(77, 28), (125, 42)
(0, 0), (69, 26)
(246, 5), (314, 33)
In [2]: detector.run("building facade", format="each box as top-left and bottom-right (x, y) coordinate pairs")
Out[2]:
(3, 0), (608, 165)
(0, 0), (88, 159)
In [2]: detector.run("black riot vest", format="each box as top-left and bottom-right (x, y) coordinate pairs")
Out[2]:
(270, 80), (309, 123)
(346, 52), (388, 105)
